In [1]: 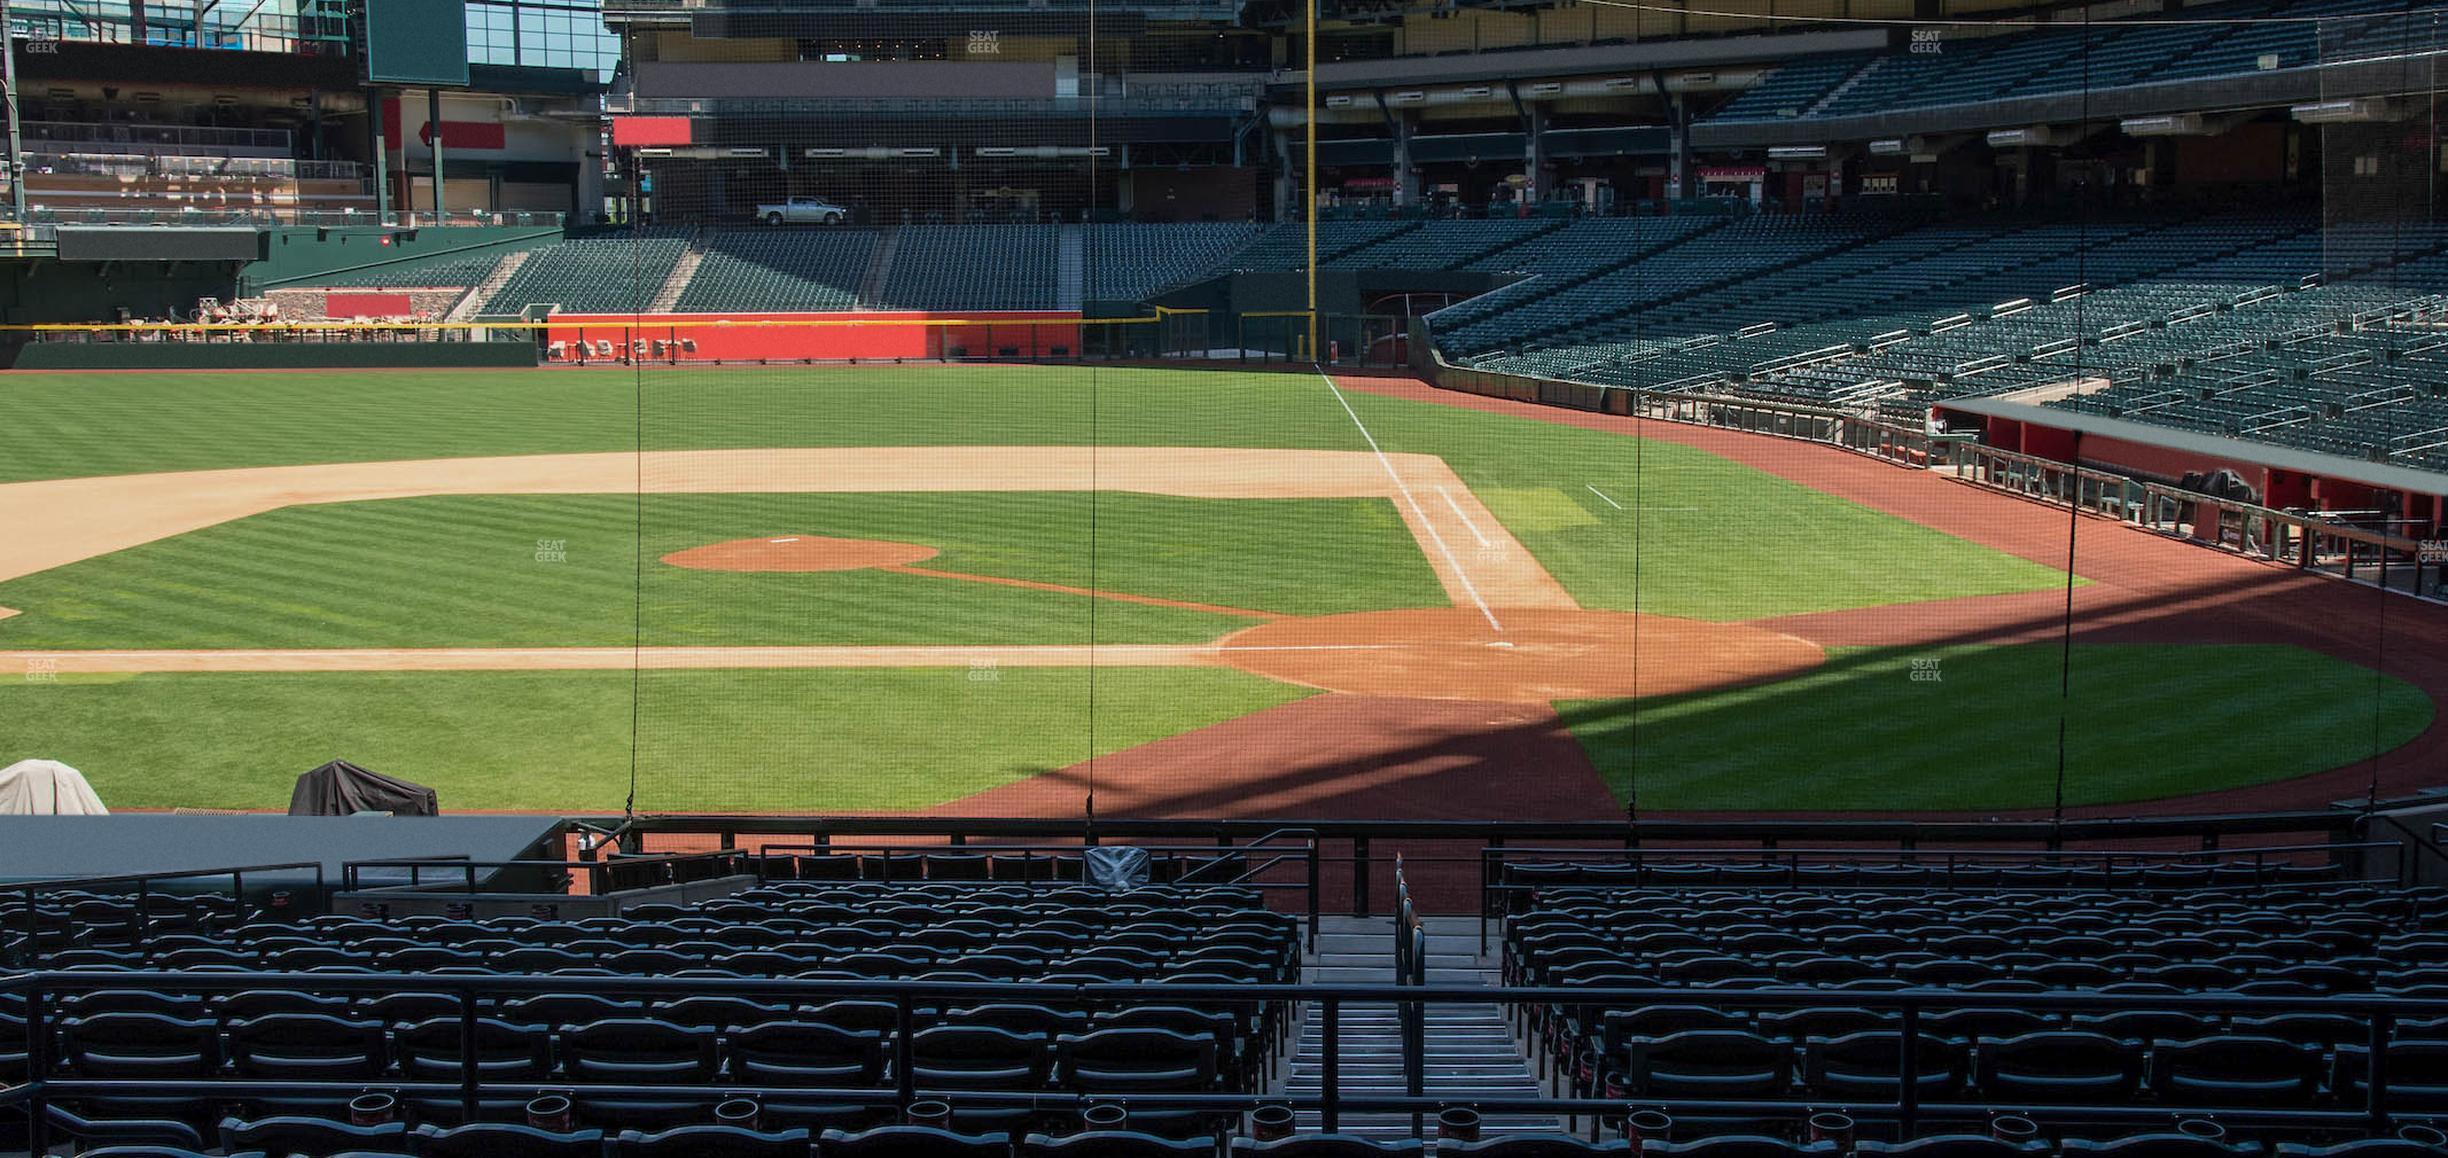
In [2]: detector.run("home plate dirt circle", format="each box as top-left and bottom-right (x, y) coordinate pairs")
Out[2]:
(660, 536), (941, 572)
(1216, 607), (1826, 702)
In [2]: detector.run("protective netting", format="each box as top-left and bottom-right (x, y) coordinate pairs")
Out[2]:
(0, 2), (2443, 829)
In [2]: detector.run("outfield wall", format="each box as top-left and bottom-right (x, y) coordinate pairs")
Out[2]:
(544, 311), (1086, 364)
(8, 340), (539, 370)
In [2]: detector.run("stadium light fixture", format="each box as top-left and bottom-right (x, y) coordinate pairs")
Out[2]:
(1983, 127), (2057, 148)
(1867, 138), (1908, 155)
(2120, 114), (2209, 137)
(2290, 98), (2394, 124)
(1766, 145), (1827, 160)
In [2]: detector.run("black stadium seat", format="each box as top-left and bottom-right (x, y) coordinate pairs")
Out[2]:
(1231, 1136), (1428, 1156)
(1023, 1131), (1218, 1157)
(218, 1115), (409, 1157)
(611, 1125), (814, 1158)
(411, 1123), (608, 1158)
(817, 1125), (1013, 1157)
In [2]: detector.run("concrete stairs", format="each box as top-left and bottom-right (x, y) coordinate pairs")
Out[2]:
(1058, 224), (1085, 310)
(647, 236), (707, 312)
(858, 227), (901, 307)
(448, 248), (529, 321)
(1805, 58), (1881, 117)
(1283, 916), (1555, 1144)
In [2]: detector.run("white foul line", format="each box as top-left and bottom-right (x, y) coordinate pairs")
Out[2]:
(1436, 486), (1494, 548)
(1313, 369), (1503, 633)
(1585, 484), (1624, 510)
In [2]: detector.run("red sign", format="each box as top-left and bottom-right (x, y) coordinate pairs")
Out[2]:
(325, 292), (415, 318)
(611, 117), (695, 147)
(380, 99), (509, 151)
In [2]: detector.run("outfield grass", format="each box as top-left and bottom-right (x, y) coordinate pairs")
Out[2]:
(1562, 643), (2435, 811)
(0, 666), (1310, 811)
(0, 492), (1444, 648)
(0, 366), (1367, 484)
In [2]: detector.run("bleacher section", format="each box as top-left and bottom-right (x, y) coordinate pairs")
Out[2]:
(1703, 0), (2427, 125)
(479, 231), (690, 315)
(1439, 212), (1896, 354)
(676, 230), (878, 313)
(1499, 864), (2448, 1116)
(1219, 220), (1418, 272)
(879, 225), (1064, 311)
(1422, 205), (2448, 472)
(14, 848), (2448, 1156)
(1327, 217), (1560, 271)
(1085, 223), (1264, 300)
(315, 256), (503, 289)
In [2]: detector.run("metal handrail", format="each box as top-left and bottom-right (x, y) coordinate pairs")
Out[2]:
(8, 969), (2447, 1152)
(1394, 854), (1428, 1136)
(342, 852), (749, 895)
(4, 861), (329, 965)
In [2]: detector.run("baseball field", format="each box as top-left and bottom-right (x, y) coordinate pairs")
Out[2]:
(0, 362), (2434, 817)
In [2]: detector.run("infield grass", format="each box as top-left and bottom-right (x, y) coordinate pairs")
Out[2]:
(0, 491), (1443, 648)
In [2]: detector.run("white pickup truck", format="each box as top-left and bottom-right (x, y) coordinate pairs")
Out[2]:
(755, 197), (849, 225)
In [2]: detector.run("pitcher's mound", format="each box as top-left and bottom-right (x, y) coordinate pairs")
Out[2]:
(661, 536), (940, 572)
(1216, 607), (1824, 702)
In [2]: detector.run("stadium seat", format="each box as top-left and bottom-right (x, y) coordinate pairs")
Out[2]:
(410, 1123), (607, 1158)
(219, 1116), (410, 1157)
(817, 1124), (1014, 1157)
(1231, 1136), (1428, 1156)
(1023, 1131), (1217, 1157)
(610, 1125), (813, 1157)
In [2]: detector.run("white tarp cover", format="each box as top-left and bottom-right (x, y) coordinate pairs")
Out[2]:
(0, 759), (109, 815)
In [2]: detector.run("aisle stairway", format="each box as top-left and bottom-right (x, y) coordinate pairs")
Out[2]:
(1285, 915), (1555, 1143)
(648, 238), (707, 312)
(1058, 224), (1085, 310)
(449, 249), (529, 321)
(858, 227), (901, 306)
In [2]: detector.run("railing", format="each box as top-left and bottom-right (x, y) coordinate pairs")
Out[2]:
(21, 120), (292, 154)
(7, 6), (351, 54)
(1479, 842), (2408, 943)
(3, 861), (327, 966)
(1948, 439), (2439, 599)
(8, 969), (2448, 1150)
(585, 812), (2367, 919)
(339, 851), (751, 897)
(1393, 855), (1429, 1137)
(7, 207), (566, 230)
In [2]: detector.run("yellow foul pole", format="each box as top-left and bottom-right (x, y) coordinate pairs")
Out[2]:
(1304, 0), (1318, 361)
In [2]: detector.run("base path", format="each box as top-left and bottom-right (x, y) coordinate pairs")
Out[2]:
(1216, 608), (1822, 701)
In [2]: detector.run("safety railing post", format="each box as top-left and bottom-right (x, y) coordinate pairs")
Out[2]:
(26, 984), (51, 1155)
(896, 993), (917, 1112)
(457, 985), (481, 1121)
(1306, 838), (1322, 955)
(1321, 997), (1341, 1133)
(2370, 1009), (2395, 1133)
(1353, 838), (1371, 917)
(1898, 1000), (1921, 1132)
